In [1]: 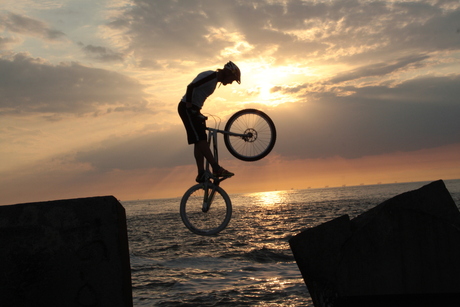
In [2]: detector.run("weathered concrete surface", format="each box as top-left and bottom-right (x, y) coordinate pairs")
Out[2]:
(289, 180), (460, 307)
(0, 196), (132, 307)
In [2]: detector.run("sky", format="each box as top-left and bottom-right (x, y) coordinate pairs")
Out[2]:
(1, 0), (460, 205)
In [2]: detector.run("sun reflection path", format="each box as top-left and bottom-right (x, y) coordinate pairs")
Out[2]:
(247, 190), (292, 207)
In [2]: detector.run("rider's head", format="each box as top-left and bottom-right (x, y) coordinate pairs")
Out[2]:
(222, 61), (241, 84)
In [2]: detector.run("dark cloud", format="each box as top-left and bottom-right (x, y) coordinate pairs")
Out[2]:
(74, 125), (192, 170)
(107, 0), (460, 68)
(106, 0), (232, 67)
(272, 74), (460, 159)
(329, 54), (431, 84)
(0, 53), (148, 116)
(0, 12), (65, 40)
(0, 36), (20, 49)
(79, 43), (125, 62)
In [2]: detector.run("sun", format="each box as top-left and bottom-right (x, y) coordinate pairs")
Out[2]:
(257, 79), (274, 100)
(241, 62), (314, 107)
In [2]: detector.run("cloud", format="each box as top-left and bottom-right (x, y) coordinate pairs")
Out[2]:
(272, 74), (460, 159)
(0, 53), (149, 116)
(329, 54), (431, 84)
(0, 12), (65, 40)
(79, 43), (125, 62)
(105, 0), (460, 70)
(0, 36), (20, 49)
(74, 124), (192, 170)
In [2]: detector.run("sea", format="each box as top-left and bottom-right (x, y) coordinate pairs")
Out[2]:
(123, 179), (460, 306)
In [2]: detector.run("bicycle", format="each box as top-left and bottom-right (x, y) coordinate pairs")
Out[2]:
(180, 109), (277, 235)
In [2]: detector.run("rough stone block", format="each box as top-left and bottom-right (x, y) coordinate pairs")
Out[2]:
(0, 196), (132, 307)
(289, 180), (460, 307)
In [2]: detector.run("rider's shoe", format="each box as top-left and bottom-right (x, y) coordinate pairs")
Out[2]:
(195, 170), (206, 183)
(213, 167), (234, 178)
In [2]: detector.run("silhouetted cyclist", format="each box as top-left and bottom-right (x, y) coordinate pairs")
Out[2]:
(178, 61), (241, 183)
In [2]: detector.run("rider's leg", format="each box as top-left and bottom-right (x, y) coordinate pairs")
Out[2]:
(194, 140), (234, 178)
(194, 140), (219, 172)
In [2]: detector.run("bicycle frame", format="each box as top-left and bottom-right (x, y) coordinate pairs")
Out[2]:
(207, 127), (250, 159)
(201, 127), (248, 212)
(204, 127), (250, 179)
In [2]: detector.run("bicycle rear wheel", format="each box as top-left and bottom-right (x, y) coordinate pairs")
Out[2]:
(180, 183), (232, 235)
(224, 109), (276, 161)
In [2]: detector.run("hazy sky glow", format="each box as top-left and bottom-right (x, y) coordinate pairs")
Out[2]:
(1, 0), (460, 204)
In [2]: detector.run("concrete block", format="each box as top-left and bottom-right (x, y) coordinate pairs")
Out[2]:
(289, 180), (460, 306)
(0, 196), (132, 307)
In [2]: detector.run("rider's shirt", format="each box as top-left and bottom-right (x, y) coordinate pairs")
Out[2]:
(181, 71), (218, 109)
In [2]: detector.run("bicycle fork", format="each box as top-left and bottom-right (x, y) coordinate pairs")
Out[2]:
(202, 181), (217, 212)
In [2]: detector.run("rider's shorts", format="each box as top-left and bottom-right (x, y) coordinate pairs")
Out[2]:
(178, 101), (207, 144)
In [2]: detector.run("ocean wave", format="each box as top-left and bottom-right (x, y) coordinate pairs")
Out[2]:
(221, 246), (294, 263)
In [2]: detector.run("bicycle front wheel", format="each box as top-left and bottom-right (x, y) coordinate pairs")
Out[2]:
(180, 183), (232, 235)
(224, 109), (276, 161)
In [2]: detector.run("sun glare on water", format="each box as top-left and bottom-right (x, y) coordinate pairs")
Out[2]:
(248, 190), (292, 207)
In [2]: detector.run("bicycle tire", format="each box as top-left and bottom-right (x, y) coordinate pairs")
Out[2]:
(180, 182), (232, 235)
(224, 109), (276, 161)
